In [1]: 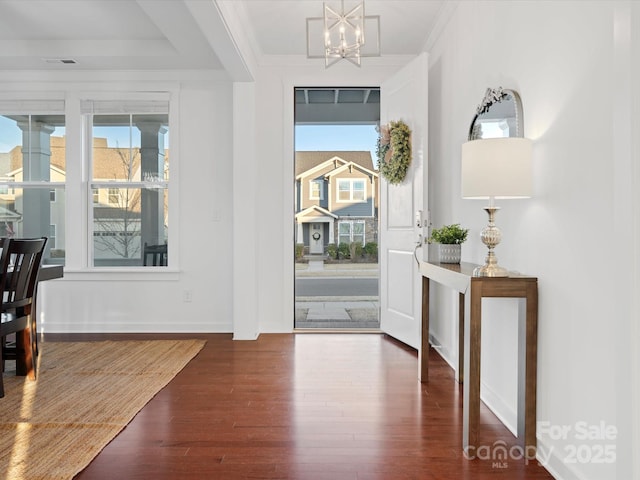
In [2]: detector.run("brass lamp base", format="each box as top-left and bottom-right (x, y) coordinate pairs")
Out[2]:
(473, 206), (509, 278)
(473, 252), (509, 277)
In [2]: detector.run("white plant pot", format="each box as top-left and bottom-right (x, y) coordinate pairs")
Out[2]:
(438, 244), (461, 264)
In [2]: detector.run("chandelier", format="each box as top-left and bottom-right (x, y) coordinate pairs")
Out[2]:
(306, 0), (380, 68)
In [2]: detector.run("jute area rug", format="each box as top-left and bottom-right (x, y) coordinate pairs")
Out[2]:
(0, 339), (206, 480)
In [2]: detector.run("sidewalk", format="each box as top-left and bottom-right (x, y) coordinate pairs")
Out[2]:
(295, 299), (379, 329)
(295, 261), (379, 278)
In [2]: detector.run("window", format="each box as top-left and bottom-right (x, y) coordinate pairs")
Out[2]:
(0, 94), (173, 269)
(352, 221), (365, 244)
(108, 188), (119, 205)
(353, 180), (365, 201)
(0, 102), (66, 265)
(309, 180), (323, 200)
(49, 224), (56, 249)
(338, 220), (365, 245)
(338, 222), (351, 244)
(84, 99), (169, 267)
(337, 179), (366, 202)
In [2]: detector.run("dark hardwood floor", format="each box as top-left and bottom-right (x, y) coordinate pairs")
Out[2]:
(45, 333), (554, 480)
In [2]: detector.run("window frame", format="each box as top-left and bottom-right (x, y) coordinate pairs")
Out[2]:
(309, 179), (323, 200)
(336, 178), (367, 203)
(107, 187), (120, 205)
(0, 105), (66, 265)
(337, 220), (366, 245)
(82, 94), (174, 271)
(0, 88), (180, 277)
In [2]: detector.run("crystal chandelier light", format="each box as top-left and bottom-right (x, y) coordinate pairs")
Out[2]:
(306, 0), (380, 68)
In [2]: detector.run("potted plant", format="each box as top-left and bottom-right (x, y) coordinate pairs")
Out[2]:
(428, 223), (469, 264)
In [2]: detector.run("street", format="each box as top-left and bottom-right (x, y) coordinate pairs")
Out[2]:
(295, 277), (378, 297)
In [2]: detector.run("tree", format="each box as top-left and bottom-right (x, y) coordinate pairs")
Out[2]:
(93, 146), (142, 260)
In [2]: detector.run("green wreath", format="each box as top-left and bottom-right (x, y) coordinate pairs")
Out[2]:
(376, 120), (412, 185)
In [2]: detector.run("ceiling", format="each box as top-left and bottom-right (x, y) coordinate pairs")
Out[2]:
(295, 87), (380, 124)
(240, 0), (445, 57)
(0, 0), (446, 73)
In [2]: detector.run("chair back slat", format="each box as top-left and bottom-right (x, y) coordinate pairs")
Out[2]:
(0, 237), (47, 398)
(0, 238), (48, 310)
(143, 242), (168, 266)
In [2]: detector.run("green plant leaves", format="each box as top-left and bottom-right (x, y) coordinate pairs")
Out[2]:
(377, 120), (411, 185)
(428, 223), (469, 244)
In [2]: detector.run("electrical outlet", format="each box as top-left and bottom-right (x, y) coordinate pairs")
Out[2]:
(183, 289), (193, 303)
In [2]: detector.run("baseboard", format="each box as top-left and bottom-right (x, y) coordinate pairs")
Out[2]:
(430, 332), (518, 439)
(44, 321), (234, 333)
(429, 332), (457, 371)
(479, 380), (517, 436)
(535, 437), (589, 480)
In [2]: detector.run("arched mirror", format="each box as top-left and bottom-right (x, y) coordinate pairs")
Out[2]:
(468, 87), (523, 140)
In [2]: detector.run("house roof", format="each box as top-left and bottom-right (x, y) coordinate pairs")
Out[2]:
(295, 205), (338, 220)
(3, 136), (168, 181)
(324, 161), (378, 179)
(0, 205), (21, 221)
(295, 151), (375, 177)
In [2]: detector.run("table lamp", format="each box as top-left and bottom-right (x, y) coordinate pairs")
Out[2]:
(461, 137), (533, 277)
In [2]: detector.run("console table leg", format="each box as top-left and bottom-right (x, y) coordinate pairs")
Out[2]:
(458, 292), (465, 383)
(463, 279), (482, 456)
(420, 276), (430, 382)
(525, 283), (538, 457)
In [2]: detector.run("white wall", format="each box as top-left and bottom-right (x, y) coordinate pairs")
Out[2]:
(8, 2), (638, 477)
(427, 1), (637, 479)
(12, 72), (238, 334)
(632, 6), (640, 478)
(19, 61), (399, 337)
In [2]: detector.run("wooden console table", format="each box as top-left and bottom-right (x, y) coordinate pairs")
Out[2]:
(419, 261), (538, 457)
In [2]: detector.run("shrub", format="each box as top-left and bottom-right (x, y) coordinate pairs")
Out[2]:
(295, 243), (305, 259)
(363, 242), (378, 260)
(338, 242), (351, 259)
(349, 242), (363, 262)
(326, 243), (337, 259)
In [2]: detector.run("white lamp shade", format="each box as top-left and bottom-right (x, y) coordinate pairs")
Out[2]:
(461, 137), (533, 199)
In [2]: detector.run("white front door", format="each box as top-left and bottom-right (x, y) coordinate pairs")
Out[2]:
(379, 53), (429, 349)
(309, 223), (324, 254)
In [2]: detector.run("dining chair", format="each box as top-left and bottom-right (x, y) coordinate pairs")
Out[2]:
(143, 242), (168, 266)
(0, 237), (48, 398)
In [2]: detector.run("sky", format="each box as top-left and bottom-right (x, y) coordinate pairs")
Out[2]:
(295, 125), (379, 166)
(3, 116), (374, 164)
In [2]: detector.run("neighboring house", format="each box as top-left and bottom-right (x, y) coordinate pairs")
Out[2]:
(295, 151), (378, 255)
(3, 163), (67, 252)
(0, 136), (167, 263)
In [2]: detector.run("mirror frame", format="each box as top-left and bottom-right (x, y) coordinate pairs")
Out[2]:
(468, 87), (524, 140)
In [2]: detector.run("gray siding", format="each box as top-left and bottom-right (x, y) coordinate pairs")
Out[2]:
(333, 201), (373, 217)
